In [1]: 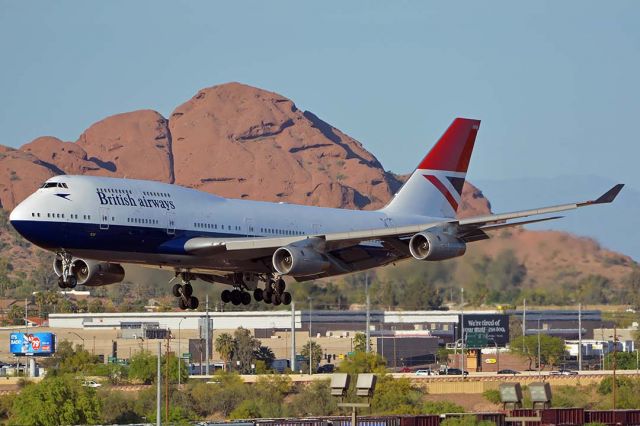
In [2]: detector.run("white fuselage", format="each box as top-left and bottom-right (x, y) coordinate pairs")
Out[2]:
(9, 175), (438, 275)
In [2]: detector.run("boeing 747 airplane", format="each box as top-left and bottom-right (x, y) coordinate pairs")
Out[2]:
(9, 118), (623, 310)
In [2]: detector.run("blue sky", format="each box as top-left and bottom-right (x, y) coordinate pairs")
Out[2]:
(1, 1), (638, 189)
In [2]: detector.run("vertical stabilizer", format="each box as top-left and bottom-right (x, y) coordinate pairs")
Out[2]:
(382, 118), (480, 218)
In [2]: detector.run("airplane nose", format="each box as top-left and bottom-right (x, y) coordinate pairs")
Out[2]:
(9, 201), (27, 223)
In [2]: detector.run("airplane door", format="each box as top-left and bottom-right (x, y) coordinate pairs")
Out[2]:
(312, 223), (322, 235)
(166, 212), (176, 235)
(99, 207), (109, 230)
(244, 218), (254, 237)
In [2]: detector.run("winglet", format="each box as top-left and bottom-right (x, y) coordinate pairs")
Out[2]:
(578, 184), (624, 207)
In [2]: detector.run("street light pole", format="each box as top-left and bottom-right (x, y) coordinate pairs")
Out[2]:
(460, 288), (465, 380)
(308, 297), (313, 375)
(365, 273), (370, 354)
(578, 302), (582, 372)
(537, 317), (541, 377)
(613, 326), (617, 410)
(178, 317), (185, 387)
(68, 331), (86, 348)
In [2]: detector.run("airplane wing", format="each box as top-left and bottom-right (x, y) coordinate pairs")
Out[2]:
(183, 184), (623, 257)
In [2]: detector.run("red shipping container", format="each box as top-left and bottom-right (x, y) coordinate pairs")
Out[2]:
(627, 410), (640, 425)
(586, 409), (629, 425)
(476, 413), (506, 426)
(508, 408), (541, 426)
(399, 416), (441, 426)
(540, 408), (584, 425)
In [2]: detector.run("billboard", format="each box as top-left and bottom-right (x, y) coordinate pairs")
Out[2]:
(10, 332), (56, 356)
(457, 314), (509, 347)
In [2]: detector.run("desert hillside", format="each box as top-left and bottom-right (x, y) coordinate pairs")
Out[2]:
(0, 82), (635, 307)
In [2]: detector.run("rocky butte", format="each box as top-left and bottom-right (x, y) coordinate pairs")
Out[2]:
(0, 82), (632, 291)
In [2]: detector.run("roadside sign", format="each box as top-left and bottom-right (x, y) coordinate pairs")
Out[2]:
(466, 332), (488, 348)
(485, 358), (497, 364)
(182, 353), (192, 360)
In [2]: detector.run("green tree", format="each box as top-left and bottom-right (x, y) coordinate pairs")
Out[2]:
(353, 332), (370, 353)
(603, 352), (639, 370)
(422, 401), (465, 414)
(510, 335), (566, 369)
(215, 332), (235, 370)
(10, 375), (101, 426)
(288, 380), (338, 417)
(44, 341), (100, 375)
(7, 304), (24, 325)
(301, 341), (324, 371)
(233, 327), (261, 373)
(338, 351), (387, 375)
(129, 350), (156, 384)
(98, 390), (141, 425)
(372, 375), (422, 414)
(254, 345), (275, 368)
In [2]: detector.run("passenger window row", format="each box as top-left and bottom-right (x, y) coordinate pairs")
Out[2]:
(260, 227), (303, 236)
(31, 212), (92, 220)
(143, 191), (170, 198)
(127, 218), (159, 225)
(98, 187), (132, 195)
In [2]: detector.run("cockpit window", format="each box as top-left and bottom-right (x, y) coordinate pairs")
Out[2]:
(41, 182), (68, 189)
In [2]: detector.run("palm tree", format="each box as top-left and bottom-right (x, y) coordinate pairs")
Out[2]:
(34, 292), (46, 318)
(215, 333), (235, 371)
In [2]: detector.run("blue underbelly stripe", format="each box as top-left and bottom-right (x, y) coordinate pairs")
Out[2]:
(10, 220), (245, 254)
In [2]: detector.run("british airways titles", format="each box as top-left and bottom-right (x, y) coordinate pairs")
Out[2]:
(97, 190), (176, 210)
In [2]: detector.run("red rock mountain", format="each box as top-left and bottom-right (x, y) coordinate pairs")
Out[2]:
(0, 82), (489, 216)
(0, 82), (635, 302)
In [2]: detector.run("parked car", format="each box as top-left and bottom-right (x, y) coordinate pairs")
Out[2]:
(497, 369), (521, 375)
(399, 367), (413, 373)
(317, 364), (335, 374)
(82, 380), (101, 388)
(442, 368), (469, 376)
(415, 369), (433, 376)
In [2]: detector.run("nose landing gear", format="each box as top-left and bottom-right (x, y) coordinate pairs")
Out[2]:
(56, 252), (78, 289)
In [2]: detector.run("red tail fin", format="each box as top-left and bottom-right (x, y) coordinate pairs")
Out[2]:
(382, 118), (480, 218)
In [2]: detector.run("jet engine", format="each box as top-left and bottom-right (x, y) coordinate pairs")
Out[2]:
(408, 231), (466, 261)
(53, 257), (125, 286)
(272, 245), (330, 277)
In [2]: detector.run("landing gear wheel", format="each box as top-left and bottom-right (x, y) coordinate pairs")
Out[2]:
(282, 292), (292, 306)
(179, 298), (187, 310)
(182, 283), (193, 297)
(253, 288), (264, 302)
(275, 278), (286, 294)
(58, 277), (66, 289)
(231, 290), (242, 306)
(189, 296), (200, 310)
(241, 292), (251, 305)
(221, 289), (231, 303)
(263, 291), (273, 304)
(66, 276), (77, 289)
(172, 284), (182, 297)
(273, 293), (282, 306)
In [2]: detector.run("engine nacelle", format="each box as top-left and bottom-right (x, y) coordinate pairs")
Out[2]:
(53, 257), (125, 286)
(409, 231), (466, 261)
(272, 245), (330, 277)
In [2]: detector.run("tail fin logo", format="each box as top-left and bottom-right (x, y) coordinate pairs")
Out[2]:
(421, 170), (466, 212)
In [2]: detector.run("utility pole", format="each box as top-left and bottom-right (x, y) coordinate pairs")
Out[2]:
(613, 326), (617, 410)
(156, 341), (161, 426)
(290, 302), (296, 372)
(165, 332), (169, 422)
(461, 288), (465, 380)
(537, 317), (542, 377)
(578, 302), (582, 372)
(205, 295), (210, 375)
(522, 299), (526, 353)
(365, 273), (370, 353)
(309, 298), (313, 375)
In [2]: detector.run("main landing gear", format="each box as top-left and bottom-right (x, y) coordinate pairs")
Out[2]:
(172, 273), (199, 310)
(220, 275), (292, 306)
